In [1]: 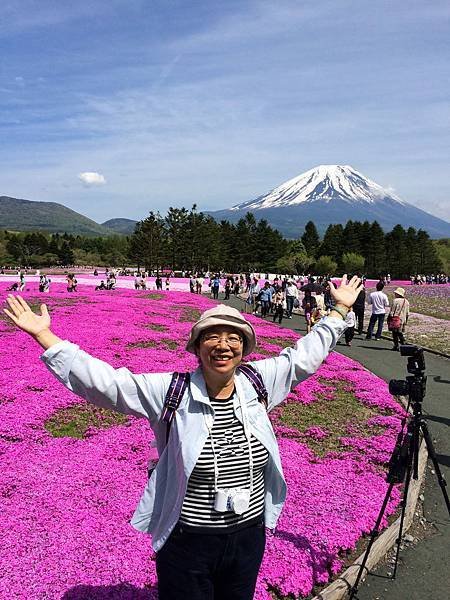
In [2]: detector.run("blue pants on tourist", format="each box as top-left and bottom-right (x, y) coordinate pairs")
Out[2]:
(260, 300), (270, 317)
(366, 314), (385, 340)
(286, 296), (295, 317)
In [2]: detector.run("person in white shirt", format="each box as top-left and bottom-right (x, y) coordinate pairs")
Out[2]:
(344, 307), (356, 346)
(285, 280), (299, 318)
(365, 281), (389, 340)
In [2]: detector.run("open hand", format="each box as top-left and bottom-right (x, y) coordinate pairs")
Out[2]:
(329, 275), (362, 309)
(4, 295), (51, 336)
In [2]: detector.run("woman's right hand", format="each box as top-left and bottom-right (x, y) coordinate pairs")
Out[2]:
(4, 294), (51, 337)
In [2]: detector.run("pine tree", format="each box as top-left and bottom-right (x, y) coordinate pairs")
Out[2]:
(129, 211), (167, 272)
(416, 230), (443, 274)
(301, 221), (320, 257)
(365, 221), (386, 277)
(165, 207), (189, 270)
(385, 224), (409, 278)
(341, 221), (361, 254)
(319, 224), (343, 261)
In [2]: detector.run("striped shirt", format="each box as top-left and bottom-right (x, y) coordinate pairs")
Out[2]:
(179, 393), (269, 532)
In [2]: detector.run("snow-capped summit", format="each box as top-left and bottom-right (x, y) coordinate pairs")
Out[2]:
(208, 164), (450, 238)
(231, 165), (405, 211)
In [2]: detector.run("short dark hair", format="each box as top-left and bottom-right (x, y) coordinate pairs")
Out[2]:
(376, 281), (384, 291)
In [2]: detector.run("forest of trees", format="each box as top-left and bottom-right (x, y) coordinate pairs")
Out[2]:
(0, 206), (445, 278)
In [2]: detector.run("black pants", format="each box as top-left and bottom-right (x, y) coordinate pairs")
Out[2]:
(156, 521), (266, 600)
(345, 326), (355, 345)
(273, 305), (283, 324)
(392, 328), (405, 349)
(354, 306), (365, 333)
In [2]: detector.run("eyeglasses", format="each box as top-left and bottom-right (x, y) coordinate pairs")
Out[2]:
(201, 334), (243, 348)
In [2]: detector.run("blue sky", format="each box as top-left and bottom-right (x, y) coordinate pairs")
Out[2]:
(1, 0), (449, 223)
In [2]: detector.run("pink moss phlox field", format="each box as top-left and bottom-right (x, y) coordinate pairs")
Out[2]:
(0, 283), (404, 599)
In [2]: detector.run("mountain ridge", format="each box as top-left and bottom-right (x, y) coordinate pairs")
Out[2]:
(210, 165), (450, 238)
(0, 196), (117, 236)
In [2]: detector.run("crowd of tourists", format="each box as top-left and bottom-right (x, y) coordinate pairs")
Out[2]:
(200, 273), (415, 352)
(410, 273), (448, 285)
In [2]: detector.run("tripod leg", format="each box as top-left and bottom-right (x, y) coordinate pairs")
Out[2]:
(392, 444), (414, 579)
(421, 421), (450, 515)
(348, 483), (396, 599)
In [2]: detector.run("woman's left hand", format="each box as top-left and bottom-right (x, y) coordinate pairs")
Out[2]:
(329, 275), (362, 309)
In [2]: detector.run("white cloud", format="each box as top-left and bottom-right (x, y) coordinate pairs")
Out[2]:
(78, 171), (106, 186)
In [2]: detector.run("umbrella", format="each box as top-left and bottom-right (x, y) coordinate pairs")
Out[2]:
(300, 282), (325, 293)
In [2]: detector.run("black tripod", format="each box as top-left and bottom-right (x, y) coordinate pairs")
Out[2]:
(349, 346), (450, 599)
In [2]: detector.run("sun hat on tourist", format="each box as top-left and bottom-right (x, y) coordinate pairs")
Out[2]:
(393, 287), (405, 297)
(186, 304), (257, 356)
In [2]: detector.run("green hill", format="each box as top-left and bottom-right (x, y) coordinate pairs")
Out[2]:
(0, 196), (117, 236)
(101, 218), (138, 234)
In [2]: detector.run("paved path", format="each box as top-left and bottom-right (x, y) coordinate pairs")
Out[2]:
(223, 296), (450, 600)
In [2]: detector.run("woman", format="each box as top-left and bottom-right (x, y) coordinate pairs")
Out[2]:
(258, 281), (272, 318)
(272, 286), (285, 324)
(302, 290), (317, 334)
(4, 275), (361, 600)
(244, 277), (260, 314)
(388, 287), (410, 351)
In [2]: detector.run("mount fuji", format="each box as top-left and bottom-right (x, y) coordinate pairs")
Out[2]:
(209, 165), (450, 238)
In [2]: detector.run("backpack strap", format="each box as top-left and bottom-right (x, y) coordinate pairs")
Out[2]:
(162, 372), (190, 444)
(238, 364), (269, 410)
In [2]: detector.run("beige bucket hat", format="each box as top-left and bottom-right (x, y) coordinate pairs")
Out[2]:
(185, 304), (257, 356)
(393, 287), (406, 297)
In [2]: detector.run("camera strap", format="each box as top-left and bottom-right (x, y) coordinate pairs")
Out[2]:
(205, 389), (254, 495)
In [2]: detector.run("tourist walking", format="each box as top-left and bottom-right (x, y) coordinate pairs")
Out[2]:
(388, 287), (410, 351)
(272, 287), (285, 324)
(365, 281), (389, 340)
(4, 276), (362, 600)
(353, 285), (366, 334)
(211, 275), (220, 300)
(259, 282), (272, 318)
(244, 277), (260, 314)
(224, 277), (232, 300)
(302, 291), (317, 334)
(285, 280), (299, 319)
(344, 306), (356, 346)
(196, 275), (204, 295)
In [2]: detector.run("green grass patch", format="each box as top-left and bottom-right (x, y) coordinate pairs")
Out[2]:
(179, 307), (202, 322)
(45, 404), (128, 439)
(127, 340), (158, 349)
(147, 324), (168, 331)
(161, 339), (179, 350)
(278, 381), (383, 457)
(142, 293), (164, 300)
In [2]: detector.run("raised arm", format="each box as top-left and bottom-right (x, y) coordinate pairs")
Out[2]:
(4, 294), (169, 423)
(4, 294), (61, 349)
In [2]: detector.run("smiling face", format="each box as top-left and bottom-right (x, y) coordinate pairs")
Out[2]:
(196, 325), (244, 381)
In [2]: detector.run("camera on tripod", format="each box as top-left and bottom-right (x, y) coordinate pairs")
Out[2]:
(349, 342), (449, 599)
(389, 344), (427, 401)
